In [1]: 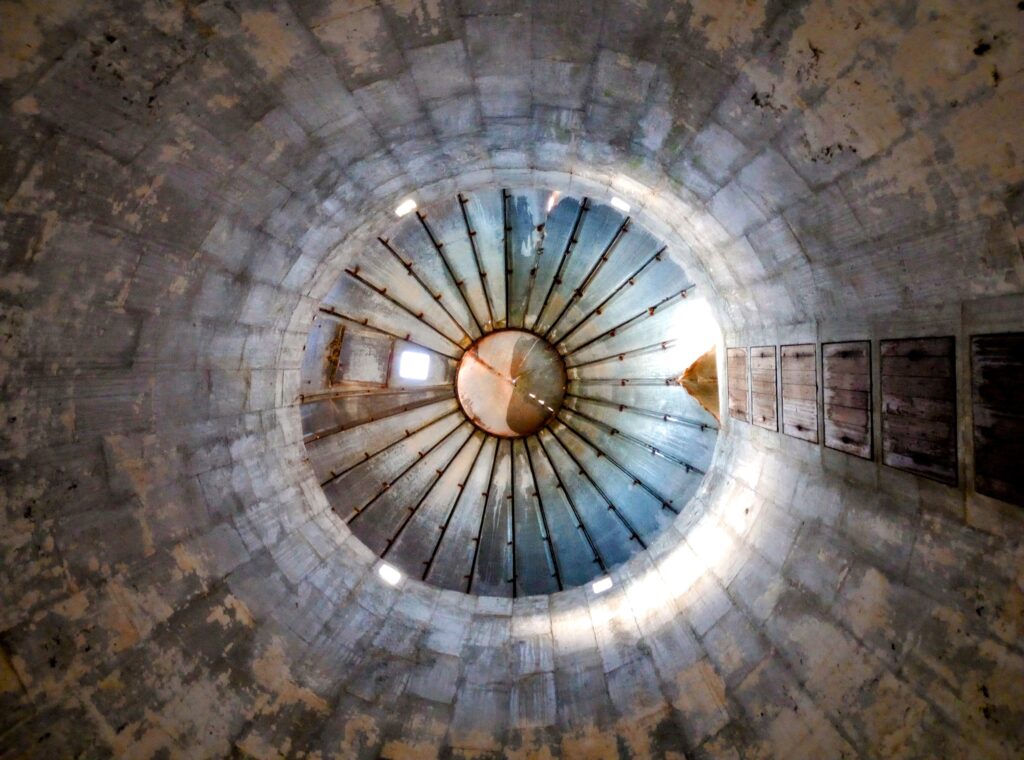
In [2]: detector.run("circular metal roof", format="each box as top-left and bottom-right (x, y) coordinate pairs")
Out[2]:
(455, 330), (566, 437)
(298, 189), (719, 596)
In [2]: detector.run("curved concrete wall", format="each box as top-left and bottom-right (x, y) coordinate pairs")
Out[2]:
(1, 1), (1022, 758)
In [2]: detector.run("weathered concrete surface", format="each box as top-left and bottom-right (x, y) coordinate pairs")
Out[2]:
(1, 0), (1022, 757)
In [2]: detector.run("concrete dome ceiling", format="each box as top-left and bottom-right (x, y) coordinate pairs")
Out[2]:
(300, 189), (718, 595)
(1, 1), (1023, 758)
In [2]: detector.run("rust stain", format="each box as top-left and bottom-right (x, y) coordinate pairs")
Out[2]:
(251, 637), (329, 715)
(560, 726), (619, 759)
(679, 345), (719, 422)
(240, 10), (302, 78)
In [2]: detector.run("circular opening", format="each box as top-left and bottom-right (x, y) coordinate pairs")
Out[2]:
(297, 188), (721, 595)
(455, 329), (567, 437)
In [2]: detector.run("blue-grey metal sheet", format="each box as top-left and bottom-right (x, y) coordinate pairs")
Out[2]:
(299, 188), (718, 596)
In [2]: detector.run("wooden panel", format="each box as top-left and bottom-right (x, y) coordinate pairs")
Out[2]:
(823, 341), (872, 459)
(781, 344), (818, 443)
(750, 346), (778, 431)
(880, 337), (957, 485)
(727, 347), (749, 422)
(971, 333), (1024, 506)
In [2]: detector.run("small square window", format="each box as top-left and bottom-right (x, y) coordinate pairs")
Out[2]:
(398, 350), (430, 380)
(378, 563), (402, 585)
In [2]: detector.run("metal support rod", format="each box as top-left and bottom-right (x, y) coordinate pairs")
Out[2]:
(552, 413), (680, 514)
(320, 408), (461, 487)
(571, 377), (679, 387)
(502, 189), (512, 327)
(347, 421), (471, 525)
(383, 339), (395, 387)
(422, 433), (488, 581)
(414, 213), (485, 336)
(344, 267), (467, 353)
(508, 436), (517, 596)
(521, 436), (564, 591)
(380, 425), (478, 555)
(554, 246), (666, 346)
(466, 439), (502, 594)
(457, 193), (496, 330)
(561, 403), (706, 474)
(377, 236), (475, 342)
(318, 306), (461, 361)
(330, 324), (347, 382)
(542, 427), (647, 548)
(563, 286), (694, 357)
(303, 394), (455, 444)
(531, 434), (608, 572)
(530, 198), (590, 333)
(566, 338), (678, 371)
(565, 393), (718, 432)
(542, 216), (630, 340)
(300, 384), (452, 404)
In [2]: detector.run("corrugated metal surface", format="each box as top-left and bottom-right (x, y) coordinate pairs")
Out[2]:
(299, 189), (719, 595)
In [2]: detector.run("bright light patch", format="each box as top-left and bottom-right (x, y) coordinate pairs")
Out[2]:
(378, 563), (402, 585)
(610, 196), (630, 213)
(667, 297), (719, 370)
(592, 576), (613, 594)
(398, 350), (430, 380)
(546, 191), (560, 213)
(394, 198), (417, 217)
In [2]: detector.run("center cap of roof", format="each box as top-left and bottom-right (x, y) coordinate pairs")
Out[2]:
(456, 330), (567, 437)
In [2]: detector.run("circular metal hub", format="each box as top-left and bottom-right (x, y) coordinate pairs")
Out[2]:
(456, 330), (567, 437)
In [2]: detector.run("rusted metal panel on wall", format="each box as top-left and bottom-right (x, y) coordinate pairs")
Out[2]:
(334, 330), (391, 385)
(823, 341), (872, 459)
(880, 337), (957, 485)
(727, 347), (749, 422)
(750, 346), (778, 431)
(781, 344), (818, 443)
(971, 333), (1024, 506)
(300, 314), (342, 394)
